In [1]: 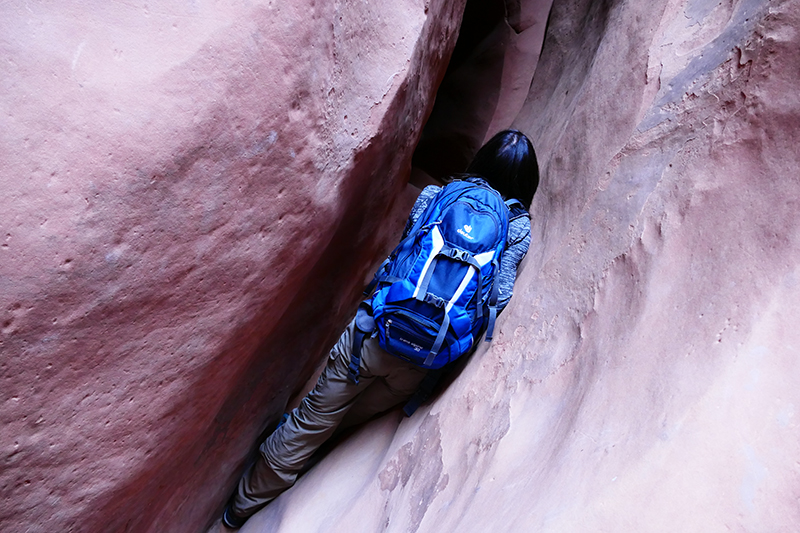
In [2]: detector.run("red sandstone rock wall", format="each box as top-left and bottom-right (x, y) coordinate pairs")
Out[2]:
(0, 1), (466, 532)
(234, 0), (800, 531)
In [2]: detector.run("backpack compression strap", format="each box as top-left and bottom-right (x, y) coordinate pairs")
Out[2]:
(402, 367), (444, 416)
(415, 245), (484, 307)
(505, 197), (525, 211)
(348, 303), (375, 384)
(480, 198), (523, 341)
(417, 240), (497, 365)
(425, 311), (451, 367)
(485, 257), (501, 341)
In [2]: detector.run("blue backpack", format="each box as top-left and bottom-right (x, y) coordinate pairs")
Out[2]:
(348, 179), (515, 383)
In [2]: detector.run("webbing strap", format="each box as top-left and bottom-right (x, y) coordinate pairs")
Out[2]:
(484, 258), (501, 341)
(415, 256), (438, 302)
(485, 305), (498, 341)
(348, 304), (375, 384)
(505, 198), (523, 210)
(424, 311), (450, 367)
(364, 258), (391, 296)
(475, 262), (483, 320)
(417, 245), (483, 307)
(441, 245), (482, 271)
(402, 368), (444, 417)
(460, 251), (483, 316)
(348, 331), (366, 385)
(412, 226), (444, 299)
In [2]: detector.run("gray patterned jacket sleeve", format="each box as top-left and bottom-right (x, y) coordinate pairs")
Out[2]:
(495, 213), (531, 313)
(401, 185), (441, 239)
(402, 183), (531, 315)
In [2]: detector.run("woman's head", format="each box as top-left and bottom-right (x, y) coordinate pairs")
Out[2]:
(465, 129), (539, 209)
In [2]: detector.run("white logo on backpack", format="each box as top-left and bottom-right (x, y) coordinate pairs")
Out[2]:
(457, 224), (474, 240)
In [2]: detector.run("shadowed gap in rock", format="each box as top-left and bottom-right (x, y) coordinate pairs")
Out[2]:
(411, 0), (509, 185)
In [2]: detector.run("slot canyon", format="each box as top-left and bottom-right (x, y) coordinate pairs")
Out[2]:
(1, 0), (799, 532)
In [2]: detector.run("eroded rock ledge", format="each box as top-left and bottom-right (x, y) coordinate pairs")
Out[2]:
(0, 1), (466, 531)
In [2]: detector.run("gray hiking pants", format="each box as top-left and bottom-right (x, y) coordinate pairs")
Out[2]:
(233, 318), (428, 518)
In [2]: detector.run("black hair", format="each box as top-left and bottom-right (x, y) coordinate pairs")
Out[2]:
(465, 129), (539, 209)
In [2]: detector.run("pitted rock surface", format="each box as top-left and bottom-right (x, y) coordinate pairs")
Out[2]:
(4, 0), (800, 532)
(240, 0), (800, 532)
(0, 1), (465, 531)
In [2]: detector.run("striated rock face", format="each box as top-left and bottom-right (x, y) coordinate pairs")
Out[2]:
(0, 1), (466, 532)
(238, 0), (800, 531)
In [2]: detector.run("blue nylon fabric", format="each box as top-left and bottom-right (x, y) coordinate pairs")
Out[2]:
(404, 178), (531, 314)
(368, 180), (509, 369)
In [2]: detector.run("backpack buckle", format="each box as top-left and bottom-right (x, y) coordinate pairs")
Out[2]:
(423, 293), (446, 308)
(447, 248), (469, 262)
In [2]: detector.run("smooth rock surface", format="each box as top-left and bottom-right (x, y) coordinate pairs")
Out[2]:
(237, 0), (800, 531)
(0, 1), (465, 531)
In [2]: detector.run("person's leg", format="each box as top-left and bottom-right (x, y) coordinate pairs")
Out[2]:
(230, 320), (376, 520)
(339, 337), (428, 430)
(297, 337), (432, 479)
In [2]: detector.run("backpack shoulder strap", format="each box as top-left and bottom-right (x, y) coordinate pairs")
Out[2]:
(506, 198), (530, 221)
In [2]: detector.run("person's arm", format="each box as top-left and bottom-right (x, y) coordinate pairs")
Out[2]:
(495, 212), (531, 313)
(401, 184), (440, 239)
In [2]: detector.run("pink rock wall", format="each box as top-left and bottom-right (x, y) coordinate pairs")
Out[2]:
(0, 1), (466, 532)
(232, 0), (800, 531)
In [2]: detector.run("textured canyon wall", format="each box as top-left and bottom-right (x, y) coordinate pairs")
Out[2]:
(234, 0), (800, 532)
(0, 1), (467, 532)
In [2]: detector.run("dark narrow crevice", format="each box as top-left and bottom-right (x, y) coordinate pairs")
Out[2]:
(411, 0), (509, 186)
